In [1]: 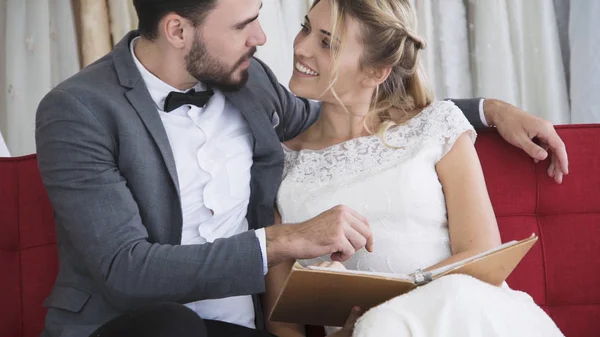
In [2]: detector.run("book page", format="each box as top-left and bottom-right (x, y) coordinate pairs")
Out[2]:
(305, 265), (413, 281)
(272, 234), (537, 326)
(303, 234), (535, 283)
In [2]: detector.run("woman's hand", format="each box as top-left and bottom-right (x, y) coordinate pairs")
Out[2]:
(328, 307), (362, 337)
(313, 261), (347, 271)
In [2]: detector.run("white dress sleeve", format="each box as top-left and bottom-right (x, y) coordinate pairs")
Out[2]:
(428, 101), (477, 163)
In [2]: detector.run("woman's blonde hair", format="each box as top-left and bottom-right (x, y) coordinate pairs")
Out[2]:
(312, 0), (433, 138)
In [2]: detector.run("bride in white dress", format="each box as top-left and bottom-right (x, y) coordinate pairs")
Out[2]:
(262, 0), (564, 336)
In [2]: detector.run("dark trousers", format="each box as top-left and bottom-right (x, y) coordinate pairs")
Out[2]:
(89, 302), (277, 337)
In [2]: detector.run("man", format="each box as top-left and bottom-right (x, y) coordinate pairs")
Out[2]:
(35, 0), (568, 337)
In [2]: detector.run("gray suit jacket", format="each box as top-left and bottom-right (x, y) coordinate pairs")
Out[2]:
(35, 31), (484, 337)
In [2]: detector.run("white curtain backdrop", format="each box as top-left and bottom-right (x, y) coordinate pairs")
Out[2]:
(467, 0), (570, 124)
(1, 0), (80, 156)
(108, 0), (138, 46)
(413, 0), (473, 100)
(257, 0), (571, 125)
(256, 0), (313, 88)
(78, 0), (112, 66)
(0, 0), (6, 154)
(0, 0), (588, 157)
(569, 0), (600, 123)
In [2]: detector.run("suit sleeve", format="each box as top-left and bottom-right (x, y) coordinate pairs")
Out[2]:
(446, 98), (487, 129)
(35, 89), (265, 311)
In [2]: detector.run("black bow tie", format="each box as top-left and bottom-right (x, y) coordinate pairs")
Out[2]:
(163, 88), (214, 112)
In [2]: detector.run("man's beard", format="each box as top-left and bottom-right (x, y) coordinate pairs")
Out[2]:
(185, 37), (256, 92)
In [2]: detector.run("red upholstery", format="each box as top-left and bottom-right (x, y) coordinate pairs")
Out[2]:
(477, 125), (600, 336)
(0, 155), (58, 337)
(1, 125), (599, 337)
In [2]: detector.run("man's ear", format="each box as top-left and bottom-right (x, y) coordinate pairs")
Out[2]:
(162, 14), (190, 49)
(362, 67), (392, 88)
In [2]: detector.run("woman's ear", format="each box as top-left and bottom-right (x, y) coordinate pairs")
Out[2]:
(362, 67), (392, 88)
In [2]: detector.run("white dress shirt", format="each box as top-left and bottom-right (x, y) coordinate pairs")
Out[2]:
(479, 98), (489, 126)
(131, 38), (267, 329)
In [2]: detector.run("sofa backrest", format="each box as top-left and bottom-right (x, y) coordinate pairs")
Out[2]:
(0, 155), (57, 337)
(0, 125), (599, 337)
(475, 125), (600, 337)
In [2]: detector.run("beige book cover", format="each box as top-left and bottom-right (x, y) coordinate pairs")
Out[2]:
(269, 234), (538, 327)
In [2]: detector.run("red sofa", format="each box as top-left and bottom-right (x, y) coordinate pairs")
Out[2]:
(1, 125), (600, 337)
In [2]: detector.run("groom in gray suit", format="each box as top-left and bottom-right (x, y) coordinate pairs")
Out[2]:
(35, 0), (568, 336)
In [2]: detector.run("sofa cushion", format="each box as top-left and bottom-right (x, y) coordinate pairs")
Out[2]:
(0, 155), (58, 337)
(476, 125), (600, 337)
(1, 125), (599, 337)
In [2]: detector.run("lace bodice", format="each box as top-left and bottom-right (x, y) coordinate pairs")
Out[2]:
(277, 101), (476, 275)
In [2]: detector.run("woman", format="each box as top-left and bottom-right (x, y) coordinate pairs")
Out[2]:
(261, 0), (564, 336)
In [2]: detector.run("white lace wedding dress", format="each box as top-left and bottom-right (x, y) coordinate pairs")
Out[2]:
(276, 101), (564, 337)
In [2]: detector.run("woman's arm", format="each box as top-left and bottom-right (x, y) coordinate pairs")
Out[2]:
(261, 210), (307, 337)
(425, 133), (501, 272)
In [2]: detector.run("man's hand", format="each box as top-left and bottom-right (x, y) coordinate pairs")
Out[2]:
(265, 205), (373, 266)
(484, 99), (569, 184)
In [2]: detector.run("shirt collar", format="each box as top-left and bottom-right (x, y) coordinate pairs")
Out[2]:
(130, 37), (206, 112)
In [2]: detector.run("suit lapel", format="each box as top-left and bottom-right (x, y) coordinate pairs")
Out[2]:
(224, 87), (278, 155)
(113, 31), (180, 195)
(125, 86), (180, 194)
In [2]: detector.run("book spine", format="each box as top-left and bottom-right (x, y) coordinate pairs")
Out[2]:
(413, 269), (433, 285)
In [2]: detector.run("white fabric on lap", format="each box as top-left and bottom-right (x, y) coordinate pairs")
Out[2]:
(353, 275), (562, 337)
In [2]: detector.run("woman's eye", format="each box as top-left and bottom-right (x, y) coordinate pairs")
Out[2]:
(300, 23), (310, 33)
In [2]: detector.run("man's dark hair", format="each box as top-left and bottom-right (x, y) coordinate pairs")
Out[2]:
(133, 0), (219, 40)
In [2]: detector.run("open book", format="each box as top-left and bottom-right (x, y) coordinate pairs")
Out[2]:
(269, 234), (538, 327)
